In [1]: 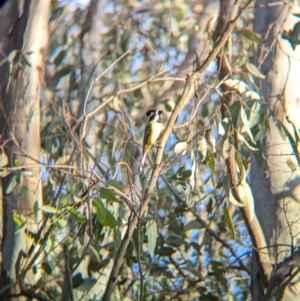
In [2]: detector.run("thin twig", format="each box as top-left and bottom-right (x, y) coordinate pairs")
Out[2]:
(78, 69), (168, 141)
(101, 2), (250, 299)
(161, 174), (251, 275)
(83, 49), (134, 117)
(173, 83), (212, 130)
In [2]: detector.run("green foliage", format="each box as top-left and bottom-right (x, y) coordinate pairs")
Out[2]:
(146, 219), (157, 256)
(0, 148), (8, 168)
(223, 202), (235, 239)
(6, 173), (18, 194)
(41, 205), (57, 214)
(1, 1), (270, 301)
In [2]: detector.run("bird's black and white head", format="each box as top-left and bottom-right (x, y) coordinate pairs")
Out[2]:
(146, 109), (163, 123)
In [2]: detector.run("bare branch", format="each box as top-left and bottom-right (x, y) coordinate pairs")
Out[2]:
(101, 2), (251, 299)
(78, 69), (168, 142)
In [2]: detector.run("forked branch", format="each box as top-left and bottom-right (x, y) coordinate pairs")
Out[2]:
(102, 1), (252, 300)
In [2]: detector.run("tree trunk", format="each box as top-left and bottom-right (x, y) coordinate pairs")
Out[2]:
(252, 1), (300, 300)
(0, 0), (50, 298)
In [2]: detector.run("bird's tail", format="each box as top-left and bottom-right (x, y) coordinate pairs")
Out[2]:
(140, 153), (146, 171)
(140, 144), (151, 171)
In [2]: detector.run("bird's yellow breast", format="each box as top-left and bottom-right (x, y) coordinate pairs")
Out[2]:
(147, 121), (162, 145)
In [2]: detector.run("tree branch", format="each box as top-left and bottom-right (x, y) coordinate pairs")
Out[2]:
(101, 2), (251, 300)
(226, 146), (271, 284)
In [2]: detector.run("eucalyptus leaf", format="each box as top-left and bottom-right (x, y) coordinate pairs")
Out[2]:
(114, 228), (122, 249)
(206, 150), (215, 188)
(254, 121), (268, 141)
(197, 136), (207, 162)
(41, 205), (57, 214)
(146, 219), (157, 256)
(93, 199), (106, 223)
(223, 175), (245, 207)
(103, 210), (118, 228)
(237, 132), (258, 151)
(77, 278), (97, 292)
(70, 209), (86, 224)
(100, 188), (116, 201)
(223, 202), (235, 239)
(174, 141), (188, 156)
(42, 262), (52, 275)
(106, 179), (123, 191)
(246, 62), (266, 79)
(56, 219), (67, 228)
(0, 149), (8, 167)
(247, 101), (262, 129)
(12, 213), (25, 226)
(243, 29), (263, 45)
(6, 174), (17, 194)
(19, 185), (28, 196)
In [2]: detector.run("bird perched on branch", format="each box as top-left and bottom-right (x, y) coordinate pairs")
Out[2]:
(141, 109), (163, 169)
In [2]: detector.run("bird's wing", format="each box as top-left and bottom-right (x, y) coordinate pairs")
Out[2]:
(143, 124), (151, 149)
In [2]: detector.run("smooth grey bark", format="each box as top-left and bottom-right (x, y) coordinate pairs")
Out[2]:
(0, 0), (50, 298)
(252, 1), (300, 300)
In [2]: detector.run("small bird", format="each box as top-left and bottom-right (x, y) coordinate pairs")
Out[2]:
(141, 109), (163, 168)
